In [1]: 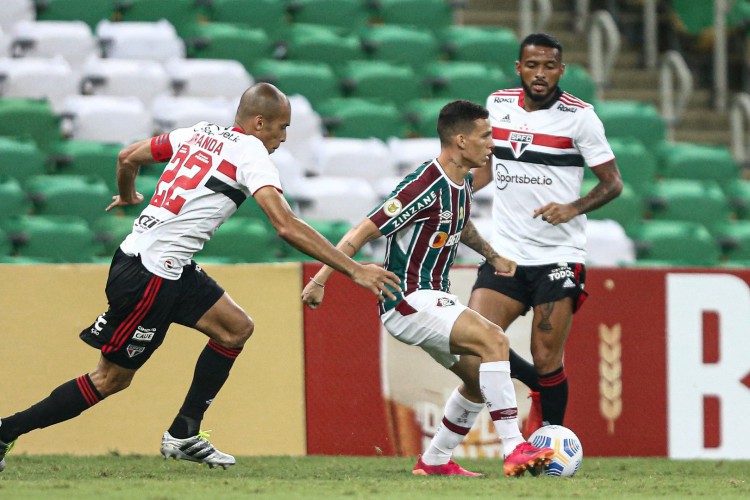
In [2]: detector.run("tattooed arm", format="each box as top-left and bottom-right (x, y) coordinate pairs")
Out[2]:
(460, 220), (516, 277)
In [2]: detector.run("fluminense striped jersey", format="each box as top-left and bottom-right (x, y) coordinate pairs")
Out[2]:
(120, 121), (282, 279)
(486, 87), (614, 265)
(368, 159), (472, 312)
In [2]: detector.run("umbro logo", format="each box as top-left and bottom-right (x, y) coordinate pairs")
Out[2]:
(439, 210), (453, 221)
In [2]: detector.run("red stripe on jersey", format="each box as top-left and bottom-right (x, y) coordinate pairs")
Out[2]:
(103, 275), (162, 354)
(492, 127), (574, 149)
(490, 88), (523, 96)
(217, 159), (238, 180)
(151, 134), (173, 162)
(559, 93), (589, 108)
(207, 340), (242, 359)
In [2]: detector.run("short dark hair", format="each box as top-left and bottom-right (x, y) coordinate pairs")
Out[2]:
(519, 32), (563, 61)
(436, 100), (489, 146)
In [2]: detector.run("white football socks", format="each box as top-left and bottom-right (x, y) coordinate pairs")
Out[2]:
(421, 387), (485, 466)
(479, 361), (524, 456)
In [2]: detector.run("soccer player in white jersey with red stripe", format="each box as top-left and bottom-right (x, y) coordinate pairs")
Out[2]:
(303, 100), (554, 477)
(469, 33), (623, 438)
(0, 83), (400, 472)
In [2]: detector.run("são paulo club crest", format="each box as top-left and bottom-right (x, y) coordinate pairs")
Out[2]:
(508, 131), (534, 158)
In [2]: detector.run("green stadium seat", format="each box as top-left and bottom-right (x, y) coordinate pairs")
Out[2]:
(317, 98), (407, 140)
(25, 174), (112, 224)
(560, 64), (597, 104)
(602, 137), (658, 193)
(48, 140), (122, 188)
(201, 217), (280, 262)
(424, 61), (511, 103)
(0, 175), (32, 217)
(582, 179), (643, 228)
(91, 214), (134, 257)
(359, 25), (440, 68)
(440, 26), (518, 74)
(34, 0), (115, 29)
(375, 0), (454, 32)
(281, 23), (364, 67)
(715, 220), (750, 261)
(0, 99), (62, 152)
(1, 215), (102, 262)
(724, 178), (750, 220)
(0, 137), (47, 183)
(627, 220), (721, 266)
(281, 219), (350, 261)
(115, 0), (207, 37)
(286, 0), (370, 32)
(643, 179), (732, 233)
(403, 98), (454, 138)
(0, 227), (11, 257)
(658, 142), (739, 187)
(340, 60), (423, 106)
(252, 59), (340, 107)
(596, 100), (666, 149)
(208, 0), (288, 36)
(186, 24), (273, 72)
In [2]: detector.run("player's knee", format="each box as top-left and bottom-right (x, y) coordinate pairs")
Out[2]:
(477, 325), (509, 360)
(532, 348), (563, 373)
(226, 313), (254, 347)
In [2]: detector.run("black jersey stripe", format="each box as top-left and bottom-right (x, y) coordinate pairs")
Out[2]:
(494, 146), (585, 167)
(206, 176), (247, 208)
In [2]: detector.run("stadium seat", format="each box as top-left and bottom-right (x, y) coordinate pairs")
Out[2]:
(281, 94), (325, 175)
(340, 60), (423, 105)
(403, 98), (455, 138)
(375, 0), (454, 32)
(643, 179), (732, 233)
(582, 179), (644, 229)
(209, 0), (288, 36)
(201, 217), (280, 262)
(61, 95), (151, 145)
(253, 59), (340, 107)
(2, 214), (102, 262)
(286, 0), (370, 32)
(10, 20), (98, 68)
(715, 220), (750, 261)
(96, 19), (185, 62)
(0, 175), (32, 217)
(724, 178), (750, 220)
(359, 25), (440, 68)
(0, 225), (11, 257)
(560, 64), (597, 104)
(440, 26), (518, 74)
(25, 174), (112, 223)
(281, 23), (364, 67)
(423, 61), (511, 103)
(604, 137), (657, 193)
(281, 218), (351, 261)
(387, 137), (440, 174)
(116, 172), (161, 217)
(34, 0), (114, 29)
(0, 136), (47, 182)
(595, 100), (666, 149)
(0, 0), (34, 32)
(585, 219), (636, 266)
(80, 57), (172, 106)
(165, 58), (253, 100)
(114, 0), (207, 38)
(317, 97), (407, 140)
(0, 98), (62, 151)
(151, 95), (235, 134)
(315, 137), (398, 183)
(48, 140), (121, 187)
(0, 56), (78, 112)
(185, 23), (273, 72)
(287, 176), (379, 225)
(91, 213), (134, 257)
(658, 142), (739, 187)
(627, 220), (721, 266)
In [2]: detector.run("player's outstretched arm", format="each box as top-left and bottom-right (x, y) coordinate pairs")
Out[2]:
(106, 138), (155, 211)
(460, 219), (516, 277)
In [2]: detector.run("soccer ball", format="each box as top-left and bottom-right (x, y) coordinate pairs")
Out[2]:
(528, 425), (583, 477)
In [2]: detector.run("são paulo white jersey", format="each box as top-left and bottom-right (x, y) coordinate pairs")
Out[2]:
(486, 87), (614, 265)
(120, 121), (282, 279)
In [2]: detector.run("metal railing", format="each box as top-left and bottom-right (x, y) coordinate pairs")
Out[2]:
(660, 50), (694, 142)
(642, 0), (658, 69)
(588, 10), (621, 101)
(731, 93), (750, 166)
(714, 0), (732, 112)
(574, 0), (590, 33)
(518, 0), (552, 36)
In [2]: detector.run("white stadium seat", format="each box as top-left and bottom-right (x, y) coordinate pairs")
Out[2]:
(387, 137), (440, 174)
(316, 137), (398, 185)
(96, 20), (185, 62)
(0, 0), (34, 32)
(283, 94), (325, 175)
(0, 56), (78, 112)
(80, 57), (172, 105)
(164, 58), (253, 99)
(285, 176), (379, 225)
(151, 95), (235, 134)
(10, 20), (98, 68)
(585, 219), (636, 266)
(62, 95), (152, 145)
